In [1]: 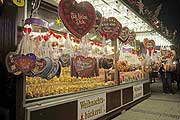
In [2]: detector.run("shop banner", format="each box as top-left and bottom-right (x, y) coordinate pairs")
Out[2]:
(133, 84), (143, 100)
(78, 93), (106, 120)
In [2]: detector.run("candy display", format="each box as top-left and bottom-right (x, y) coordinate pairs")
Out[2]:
(26, 67), (115, 98)
(119, 71), (148, 84)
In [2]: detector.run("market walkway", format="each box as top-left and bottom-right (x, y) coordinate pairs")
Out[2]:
(112, 81), (180, 120)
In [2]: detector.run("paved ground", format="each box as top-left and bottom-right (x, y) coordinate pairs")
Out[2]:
(112, 81), (180, 120)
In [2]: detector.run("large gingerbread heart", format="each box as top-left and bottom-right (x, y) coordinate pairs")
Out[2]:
(58, 0), (96, 38)
(74, 55), (95, 77)
(98, 17), (122, 40)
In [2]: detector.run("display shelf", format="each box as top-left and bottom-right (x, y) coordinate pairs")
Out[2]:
(25, 79), (149, 106)
(25, 79), (150, 120)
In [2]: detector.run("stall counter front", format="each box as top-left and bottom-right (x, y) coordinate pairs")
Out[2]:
(25, 79), (150, 120)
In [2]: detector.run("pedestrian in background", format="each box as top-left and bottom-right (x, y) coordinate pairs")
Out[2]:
(159, 62), (174, 94)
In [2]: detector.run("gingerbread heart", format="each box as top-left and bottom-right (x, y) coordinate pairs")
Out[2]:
(58, 0), (96, 38)
(74, 55), (95, 77)
(144, 38), (155, 50)
(31, 58), (47, 75)
(59, 54), (71, 67)
(98, 17), (122, 40)
(119, 27), (129, 43)
(128, 30), (136, 42)
(14, 54), (35, 73)
(5, 52), (22, 75)
(46, 62), (60, 80)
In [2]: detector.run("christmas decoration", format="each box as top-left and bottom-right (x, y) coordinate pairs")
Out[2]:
(58, 0), (96, 38)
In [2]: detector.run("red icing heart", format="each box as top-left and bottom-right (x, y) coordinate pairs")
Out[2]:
(58, 0), (96, 38)
(74, 55), (95, 78)
(98, 17), (122, 40)
(14, 55), (35, 73)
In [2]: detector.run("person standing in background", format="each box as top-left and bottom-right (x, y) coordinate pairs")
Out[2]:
(159, 62), (174, 94)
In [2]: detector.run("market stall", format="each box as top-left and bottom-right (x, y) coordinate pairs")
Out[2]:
(5, 0), (173, 120)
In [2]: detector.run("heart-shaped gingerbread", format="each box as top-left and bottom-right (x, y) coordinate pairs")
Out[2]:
(14, 54), (35, 73)
(119, 27), (129, 43)
(144, 38), (155, 50)
(5, 52), (22, 75)
(98, 17), (122, 40)
(58, 0), (96, 38)
(59, 54), (71, 67)
(74, 55), (95, 77)
(128, 30), (136, 42)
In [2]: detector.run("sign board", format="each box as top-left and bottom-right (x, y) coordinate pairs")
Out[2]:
(78, 93), (106, 120)
(133, 84), (143, 100)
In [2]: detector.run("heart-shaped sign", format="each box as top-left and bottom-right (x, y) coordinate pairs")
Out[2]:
(98, 17), (122, 40)
(74, 55), (95, 77)
(14, 54), (35, 73)
(31, 58), (47, 75)
(118, 27), (129, 43)
(59, 54), (71, 67)
(144, 38), (155, 50)
(128, 30), (136, 42)
(5, 52), (22, 75)
(46, 62), (60, 80)
(58, 0), (96, 38)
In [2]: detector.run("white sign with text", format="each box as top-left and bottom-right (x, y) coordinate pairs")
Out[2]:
(133, 84), (143, 100)
(78, 93), (106, 120)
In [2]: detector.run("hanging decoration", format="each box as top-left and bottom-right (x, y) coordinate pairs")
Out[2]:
(161, 50), (175, 60)
(12, 0), (24, 7)
(73, 55), (96, 78)
(118, 27), (130, 43)
(98, 17), (122, 40)
(137, 0), (144, 15)
(127, 30), (136, 43)
(55, 17), (62, 26)
(58, 0), (96, 38)
(143, 38), (155, 57)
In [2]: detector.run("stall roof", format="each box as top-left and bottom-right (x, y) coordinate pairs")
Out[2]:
(43, 0), (172, 46)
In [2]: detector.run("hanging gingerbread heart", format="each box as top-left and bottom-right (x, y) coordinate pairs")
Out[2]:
(143, 38), (155, 51)
(59, 53), (71, 67)
(118, 27), (129, 43)
(74, 55), (95, 78)
(128, 30), (136, 43)
(98, 17), (122, 40)
(46, 62), (60, 80)
(58, 0), (96, 38)
(5, 52), (22, 75)
(14, 54), (36, 73)
(31, 58), (47, 75)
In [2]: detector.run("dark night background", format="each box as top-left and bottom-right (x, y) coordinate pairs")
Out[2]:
(144, 0), (180, 42)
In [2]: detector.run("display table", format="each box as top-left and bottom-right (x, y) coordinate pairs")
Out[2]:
(25, 80), (150, 120)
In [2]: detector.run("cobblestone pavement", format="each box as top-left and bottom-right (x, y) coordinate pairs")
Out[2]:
(112, 81), (180, 120)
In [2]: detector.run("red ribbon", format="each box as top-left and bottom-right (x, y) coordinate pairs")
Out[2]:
(23, 28), (32, 34)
